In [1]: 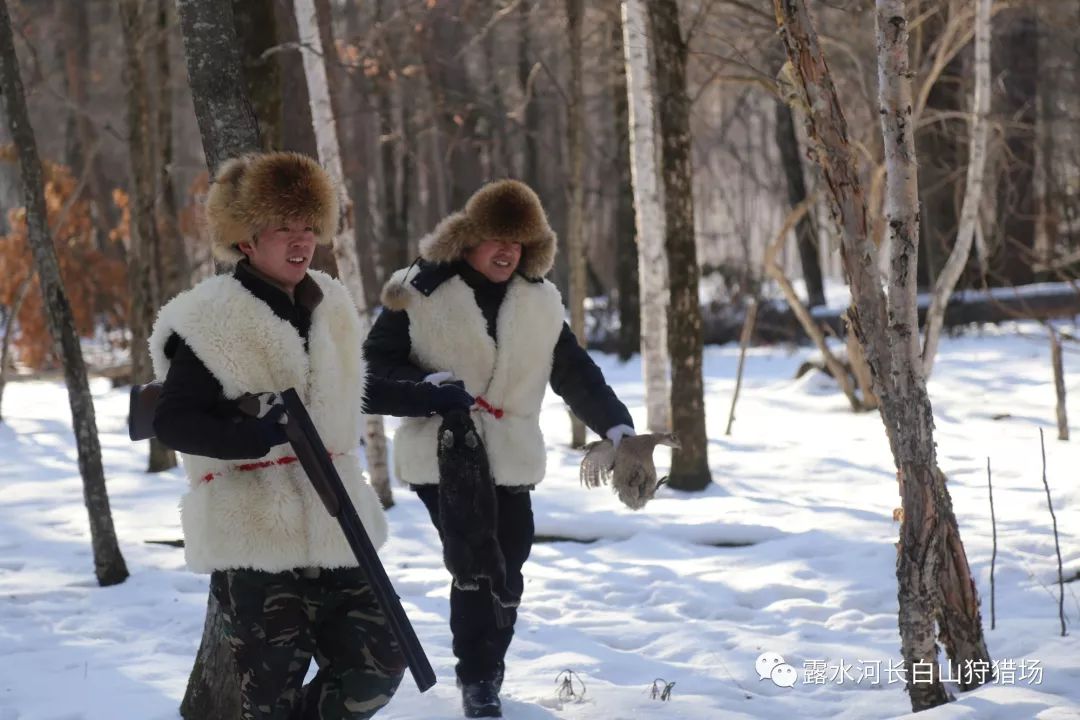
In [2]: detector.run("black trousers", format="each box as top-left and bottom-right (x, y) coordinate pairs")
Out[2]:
(414, 484), (535, 685)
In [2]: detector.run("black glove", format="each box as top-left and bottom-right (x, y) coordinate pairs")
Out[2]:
(426, 382), (474, 416)
(247, 391), (288, 450)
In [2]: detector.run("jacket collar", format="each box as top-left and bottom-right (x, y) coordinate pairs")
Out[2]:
(234, 261), (324, 320)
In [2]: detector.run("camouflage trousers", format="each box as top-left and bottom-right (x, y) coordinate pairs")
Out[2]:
(209, 566), (406, 720)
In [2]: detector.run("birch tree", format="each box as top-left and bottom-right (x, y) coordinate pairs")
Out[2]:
(294, 0), (394, 507)
(922, 0), (991, 377)
(620, 0), (670, 433)
(565, 0), (587, 448)
(0, 0), (129, 587)
(175, 3), (256, 715)
(647, 0), (709, 491)
(774, 0), (991, 710)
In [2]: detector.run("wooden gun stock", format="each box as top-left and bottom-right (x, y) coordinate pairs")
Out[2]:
(128, 382), (163, 441)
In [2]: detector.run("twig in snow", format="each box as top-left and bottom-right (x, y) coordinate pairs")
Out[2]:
(987, 456), (997, 630)
(650, 677), (676, 701)
(555, 669), (586, 702)
(1039, 428), (1068, 636)
(725, 298), (758, 436)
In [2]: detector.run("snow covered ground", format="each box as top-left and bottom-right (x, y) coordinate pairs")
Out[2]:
(1, 323), (1078, 719)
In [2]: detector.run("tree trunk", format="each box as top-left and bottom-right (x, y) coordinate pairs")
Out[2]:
(922, 0), (991, 378)
(374, 0), (407, 276)
(156, 0), (191, 303)
(991, 5), (1038, 287)
(565, 0), (587, 448)
(175, 1), (262, 714)
(318, 0), (377, 305)
(180, 592), (239, 720)
(294, 0), (394, 508)
(610, 6), (640, 363)
(274, 0), (313, 155)
(119, 0), (177, 474)
(773, 89), (825, 308)
(232, 0), (281, 151)
(416, 0), (483, 210)
(647, 0), (709, 491)
(518, 0), (540, 187)
(476, 0), (515, 178)
(914, 6), (965, 292)
(774, 0), (991, 710)
(177, 0), (263, 174)
(620, 0), (670, 433)
(0, 0), (129, 588)
(56, 0), (115, 250)
(875, 14), (953, 703)
(236, 0), (329, 279)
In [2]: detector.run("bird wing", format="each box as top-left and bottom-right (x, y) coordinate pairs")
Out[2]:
(579, 439), (616, 488)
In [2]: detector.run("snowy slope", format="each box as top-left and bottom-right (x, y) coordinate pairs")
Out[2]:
(0, 324), (1078, 720)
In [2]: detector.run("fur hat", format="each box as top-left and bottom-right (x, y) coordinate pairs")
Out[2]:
(419, 179), (556, 278)
(205, 152), (339, 263)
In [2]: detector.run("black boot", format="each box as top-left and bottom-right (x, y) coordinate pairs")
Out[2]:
(461, 680), (501, 718)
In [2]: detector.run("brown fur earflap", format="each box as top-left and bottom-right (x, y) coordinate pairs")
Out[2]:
(205, 152), (339, 264)
(380, 278), (413, 311)
(419, 179), (556, 278)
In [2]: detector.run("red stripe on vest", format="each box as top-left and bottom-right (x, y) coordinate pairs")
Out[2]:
(201, 450), (343, 483)
(474, 396), (504, 419)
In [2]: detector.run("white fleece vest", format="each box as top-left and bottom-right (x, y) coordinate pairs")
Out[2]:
(388, 269), (565, 487)
(148, 270), (387, 573)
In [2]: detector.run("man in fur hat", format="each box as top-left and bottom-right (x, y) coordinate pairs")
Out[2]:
(150, 151), (473, 720)
(364, 179), (636, 718)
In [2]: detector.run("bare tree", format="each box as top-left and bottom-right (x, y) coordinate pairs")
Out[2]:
(155, 0), (190, 303)
(294, 0), (394, 508)
(415, 0), (484, 209)
(922, 0), (991, 377)
(118, 0), (176, 473)
(565, 0), (587, 448)
(774, 0), (991, 710)
(56, 0), (115, 250)
(518, 0), (541, 187)
(773, 64), (825, 308)
(620, 0), (670, 433)
(231, 0), (281, 151)
(174, 3), (257, 715)
(647, 0), (709, 490)
(0, 0), (129, 587)
(991, 4), (1038, 286)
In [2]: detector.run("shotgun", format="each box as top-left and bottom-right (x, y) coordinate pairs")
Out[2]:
(128, 382), (437, 692)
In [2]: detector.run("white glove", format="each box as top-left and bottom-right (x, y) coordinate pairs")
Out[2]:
(605, 424), (636, 449)
(423, 371), (458, 387)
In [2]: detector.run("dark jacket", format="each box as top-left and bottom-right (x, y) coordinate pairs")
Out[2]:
(153, 261), (442, 460)
(363, 261), (633, 438)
